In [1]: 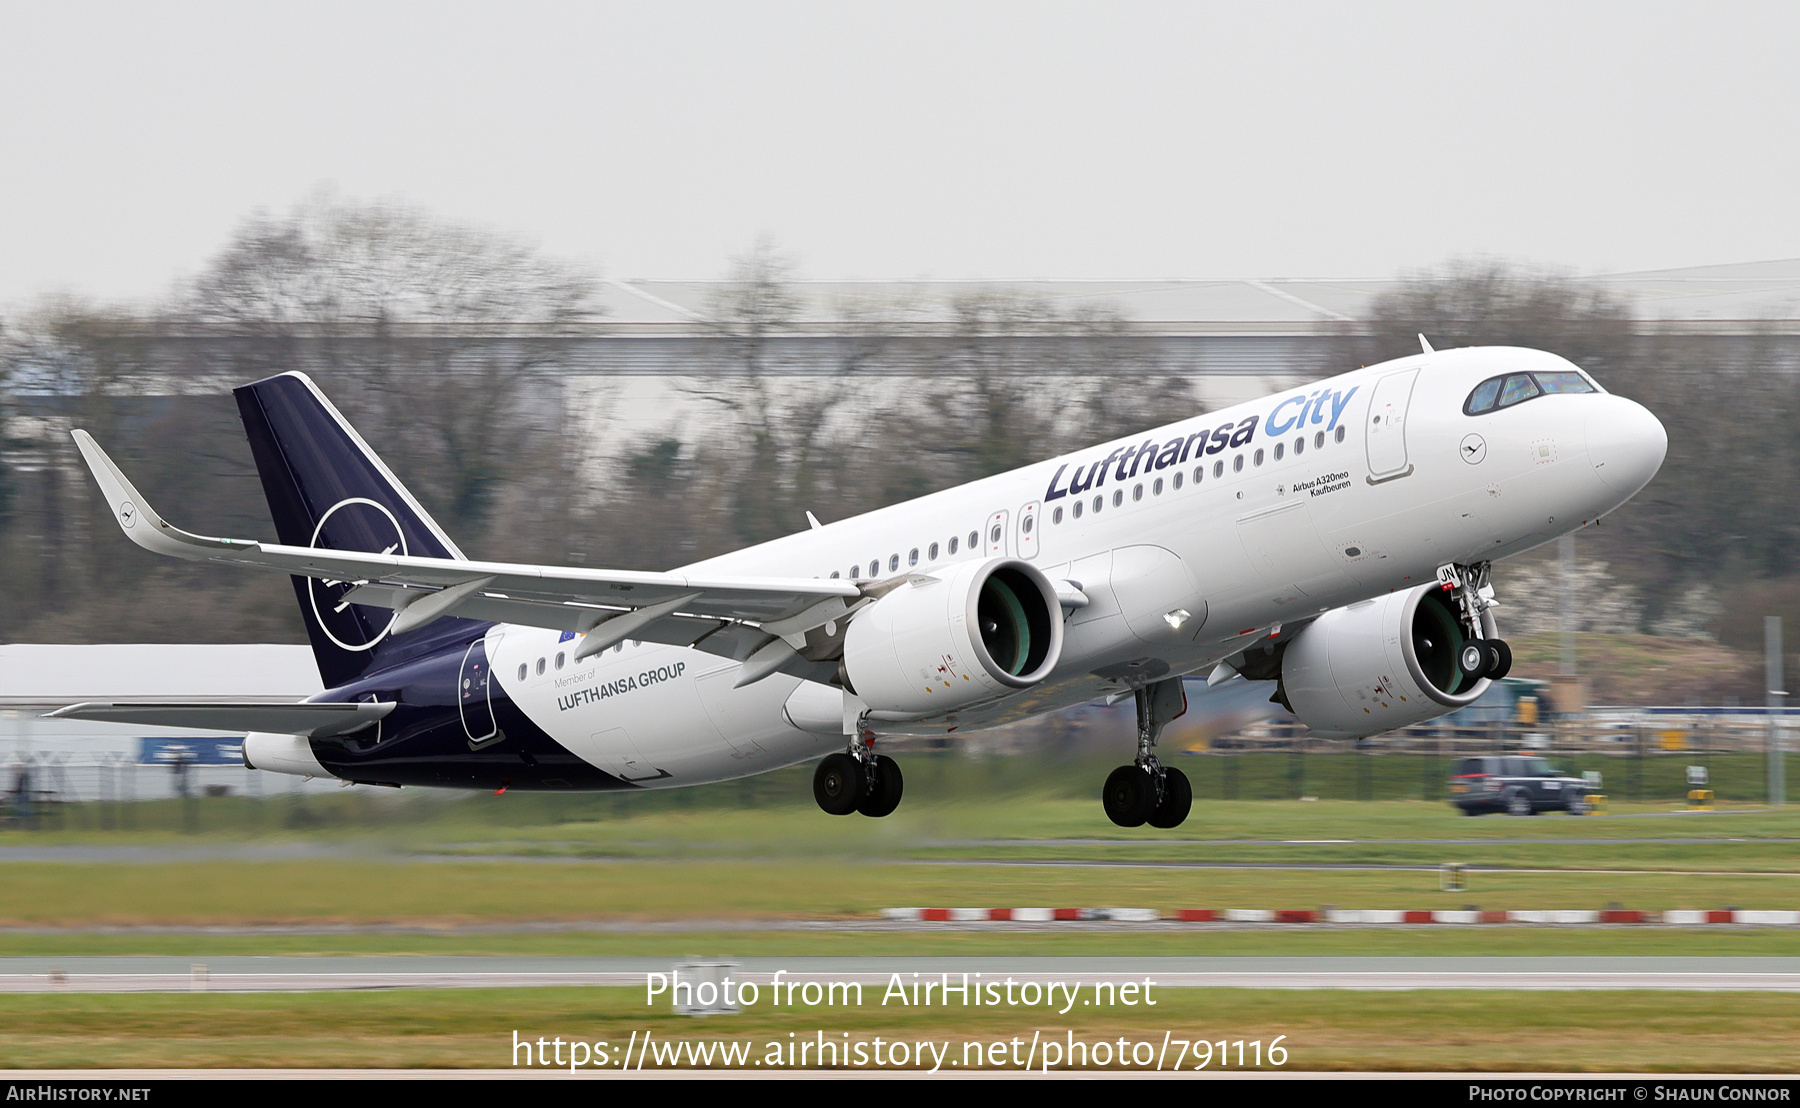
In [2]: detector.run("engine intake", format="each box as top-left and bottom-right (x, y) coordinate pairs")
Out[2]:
(843, 558), (1063, 717)
(1279, 583), (1495, 739)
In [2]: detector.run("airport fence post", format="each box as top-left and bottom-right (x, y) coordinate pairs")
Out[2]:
(1631, 725), (1644, 803)
(1769, 616), (1787, 807)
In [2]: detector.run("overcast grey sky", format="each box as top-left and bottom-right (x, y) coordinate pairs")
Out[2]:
(3, 1), (1797, 307)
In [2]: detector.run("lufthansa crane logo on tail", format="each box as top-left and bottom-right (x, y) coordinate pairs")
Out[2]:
(307, 498), (408, 653)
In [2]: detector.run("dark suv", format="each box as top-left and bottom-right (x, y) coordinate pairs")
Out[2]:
(1449, 755), (1591, 816)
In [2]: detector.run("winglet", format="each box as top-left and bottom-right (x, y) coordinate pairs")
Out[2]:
(1418, 333), (1435, 354)
(69, 430), (248, 558)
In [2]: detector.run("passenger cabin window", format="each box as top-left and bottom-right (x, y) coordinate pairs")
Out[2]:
(1052, 507), (1063, 524)
(1294, 437), (1304, 455)
(536, 658), (546, 676)
(518, 663), (528, 681)
(929, 542), (940, 559)
(968, 530), (979, 550)
(555, 652), (565, 670)
(869, 560), (879, 577)
(948, 536), (959, 555)
(1314, 431), (1324, 449)
(1233, 454), (1244, 473)
(1464, 369), (1594, 415)
(1072, 500), (1083, 518)
(1092, 494), (1103, 513)
(830, 570), (840, 578)
(889, 554), (900, 572)
(1172, 471), (1183, 489)
(1111, 490), (1123, 507)
(1334, 426), (1346, 443)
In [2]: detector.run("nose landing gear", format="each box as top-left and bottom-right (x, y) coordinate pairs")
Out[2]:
(1439, 561), (1511, 681)
(1102, 678), (1192, 828)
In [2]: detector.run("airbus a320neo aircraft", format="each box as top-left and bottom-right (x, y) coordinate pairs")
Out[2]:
(57, 343), (1666, 828)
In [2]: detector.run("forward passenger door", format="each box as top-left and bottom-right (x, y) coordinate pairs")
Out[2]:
(1366, 368), (1419, 481)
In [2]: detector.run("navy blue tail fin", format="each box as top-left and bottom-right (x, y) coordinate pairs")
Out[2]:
(235, 372), (484, 688)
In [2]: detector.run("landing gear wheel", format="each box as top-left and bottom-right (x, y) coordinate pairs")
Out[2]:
(813, 752), (865, 816)
(1485, 639), (1513, 680)
(1147, 766), (1192, 829)
(1458, 639), (1489, 681)
(1103, 765), (1156, 828)
(857, 755), (904, 818)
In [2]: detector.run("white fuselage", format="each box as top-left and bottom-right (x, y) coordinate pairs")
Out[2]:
(489, 346), (1666, 787)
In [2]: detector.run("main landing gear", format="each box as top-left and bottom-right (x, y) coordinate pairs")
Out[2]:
(1103, 678), (1192, 829)
(813, 736), (904, 818)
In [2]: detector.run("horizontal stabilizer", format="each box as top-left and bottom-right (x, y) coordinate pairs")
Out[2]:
(47, 700), (393, 738)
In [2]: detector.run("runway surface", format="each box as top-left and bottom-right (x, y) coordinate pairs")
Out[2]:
(5, 956), (1799, 992)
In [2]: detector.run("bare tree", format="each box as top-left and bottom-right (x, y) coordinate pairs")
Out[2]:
(0, 296), (300, 642)
(878, 287), (1180, 497)
(1340, 258), (1636, 373)
(689, 238), (889, 544)
(179, 195), (602, 540)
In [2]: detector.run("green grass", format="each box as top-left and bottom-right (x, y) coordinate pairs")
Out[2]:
(8, 748), (1796, 845)
(4, 793), (1798, 956)
(0, 858), (1795, 928)
(14, 792), (1798, 854)
(2, 928), (1798, 959)
(3, 987), (1798, 1071)
(6, 785), (1800, 1072)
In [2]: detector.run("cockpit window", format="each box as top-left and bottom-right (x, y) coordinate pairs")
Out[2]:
(1498, 374), (1541, 407)
(1534, 371), (1596, 395)
(1465, 369), (1595, 415)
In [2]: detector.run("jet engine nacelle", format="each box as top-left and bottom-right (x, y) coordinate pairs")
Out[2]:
(843, 557), (1064, 717)
(1281, 583), (1496, 739)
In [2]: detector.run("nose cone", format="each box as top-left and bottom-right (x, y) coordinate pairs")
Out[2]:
(1586, 397), (1667, 496)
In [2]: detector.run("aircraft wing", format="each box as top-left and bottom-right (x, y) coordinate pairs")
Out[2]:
(73, 431), (861, 681)
(47, 700), (393, 738)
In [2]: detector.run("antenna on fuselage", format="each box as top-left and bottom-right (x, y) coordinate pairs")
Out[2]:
(1418, 333), (1435, 354)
